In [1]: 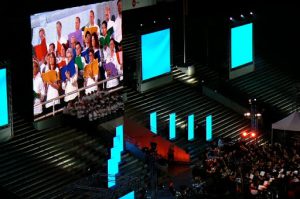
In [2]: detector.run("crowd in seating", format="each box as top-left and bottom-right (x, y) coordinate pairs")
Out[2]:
(184, 139), (300, 198)
(63, 90), (123, 121)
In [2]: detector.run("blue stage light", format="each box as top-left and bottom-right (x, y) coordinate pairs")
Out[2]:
(169, 113), (176, 140)
(0, 68), (8, 127)
(150, 112), (157, 134)
(188, 114), (194, 141)
(206, 115), (212, 141)
(231, 23), (253, 68)
(116, 125), (124, 152)
(119, 191), (135, 199)
(141, 29), (171, 81)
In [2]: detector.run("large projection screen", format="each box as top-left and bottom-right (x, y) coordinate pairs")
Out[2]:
(231, 23), (253, 69)
(141, 28), (171, 81)
(31, 0), (123, 120)
(0, 68), (9, 127)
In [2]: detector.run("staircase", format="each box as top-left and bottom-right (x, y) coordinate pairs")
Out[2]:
(0, 112), (147, 198)
(125, 79), (253, 163)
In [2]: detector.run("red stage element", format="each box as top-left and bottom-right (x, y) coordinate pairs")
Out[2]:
(124, 118), (190, 163)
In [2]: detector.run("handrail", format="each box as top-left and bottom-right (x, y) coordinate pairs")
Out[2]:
(34, 75), (123, 122)
(34, 74), (123, 107)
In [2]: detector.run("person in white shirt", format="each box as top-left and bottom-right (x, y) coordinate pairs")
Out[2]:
(104, 6), (115, 31)
(105, 39), (120, 89)
(88, 10), (100, 36)
(108, 39), (122, 78)
(45, 52), (60, 108)
(39, 54), (49, 74)
(100, 21), (111, 62)
(62, 48), (79, 102)
(85, 49), (98, 95)
(33, 60), (45, 116)
(56, 21), (68, 57)
(113, 0), (122, 45)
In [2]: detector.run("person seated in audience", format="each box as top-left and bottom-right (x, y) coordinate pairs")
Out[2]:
(113, 0), (122, 51)
(82, 31), (92, 63)
(62, 48), (78, 103)
(104, 5), (114, 31)
(33, 60), (45, 116)
(38, 28), (46, 45)
(106, 38), (123, 80)
(56, 21), (67, 57)
(39, 53), (49, 74)
(100, 21), (111, 62)
(91, 32), (101, 62)
(75, 42), (86, 89)
(45, 52), (60, 109)
(84, 49), (98, 95)
(48, 43), (56, 54)
(87, 10), (100, 36)
(57, 43), (68, 68)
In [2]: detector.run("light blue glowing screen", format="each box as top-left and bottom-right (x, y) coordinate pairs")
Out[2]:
(188, 114), (194, 141)
(0, 68), (8, 127)
(141, 28), (171, 81)
(169, 113), (176, 140)
(150, 112), (157, 134)
(206, 115), (212, 141)
(119, 191), (135, 199)
(231, 23), (253, 69)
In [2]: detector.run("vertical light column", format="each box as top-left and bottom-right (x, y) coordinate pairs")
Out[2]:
(169, 113), (176, 140)
(0, 68), (8, 127)
(206, 115), (212, 141)
(188, 114), (194, 141)
(108, 125), (124, 188)
(150, 112), (157, 134)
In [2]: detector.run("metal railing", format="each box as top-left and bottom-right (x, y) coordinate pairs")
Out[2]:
(34, 75), (123, 122)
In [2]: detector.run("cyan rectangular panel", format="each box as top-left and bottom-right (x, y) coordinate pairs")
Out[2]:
(169, 113), (176, 140)
(113, 137), (121, 152)
(119, 191), (135, 199)
(116, 125), (124, 152)
(111, 147), (121, 163)
(108, 158), (118, 188)
(0, 68), (8, 127)
(150, 112), (157, 134)
(188, 114), (194, 141)
(108, 175), (116, 188)
(206, 115), (212, 141)
(231, 23), (253, 68)
(141, 28), (171, 81)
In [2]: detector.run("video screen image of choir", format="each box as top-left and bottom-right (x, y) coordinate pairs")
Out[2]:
(32, 0), (123, 121)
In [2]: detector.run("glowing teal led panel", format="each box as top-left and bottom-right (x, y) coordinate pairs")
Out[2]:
(206, 115), (212, 141)
(0, 68), (8, 127)
(188, 114), (194, 141)
(231, 23), (253, 68)
(169, 113), (176, 140)
(141, 29), (171, 81)
(119, 191), (135, 199)
(116, 125), (124, 152)
(150, 112), (157, 134)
